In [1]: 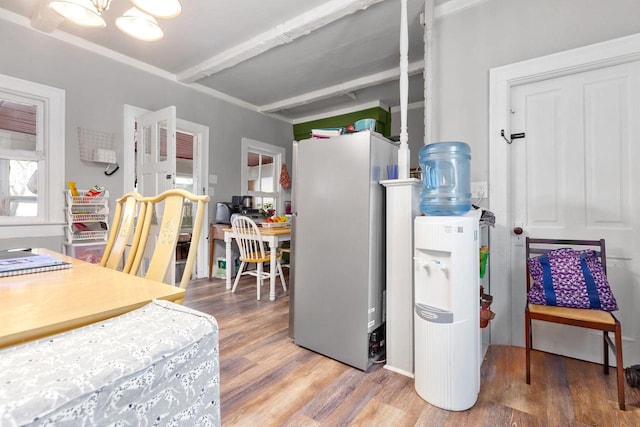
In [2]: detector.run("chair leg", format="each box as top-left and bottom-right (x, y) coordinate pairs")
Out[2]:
(277, 261), (287, 291)
(614, 323), (625, 410)
(525, 310), (531, 384)
(603, 331), (610, 375)
(231, 261), (247, 293)
(256, 262), (263, 300)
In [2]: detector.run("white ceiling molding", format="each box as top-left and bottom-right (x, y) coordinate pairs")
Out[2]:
(176, 0), (384, 83)
(259, 60), (425, 114)
(30, 0), (63, 33)
(0, 8), (264, 114)
(1, 8), (177, 80)
(1, 0), (490, 125)
(434, 0), (487, 18)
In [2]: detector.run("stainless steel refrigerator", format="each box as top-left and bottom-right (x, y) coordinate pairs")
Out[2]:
(290, 130), (398, 371)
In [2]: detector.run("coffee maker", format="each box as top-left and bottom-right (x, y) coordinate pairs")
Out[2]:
(241, 195), (254, 211)
(229, 195), (264, 223)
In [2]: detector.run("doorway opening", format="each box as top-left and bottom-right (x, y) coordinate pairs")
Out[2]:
(123, 104), (210, 281)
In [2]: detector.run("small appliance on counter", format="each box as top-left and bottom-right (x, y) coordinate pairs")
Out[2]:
(231, 195), (243, 208)
(230, 210), (264, 224)
(215, 202), (239, 224)
(219, 195), (264, 224)
(241, 195), (253, 210)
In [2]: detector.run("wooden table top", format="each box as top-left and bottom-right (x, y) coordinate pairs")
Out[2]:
(222, 225), (291, 236)
(0, 248), (185, 349)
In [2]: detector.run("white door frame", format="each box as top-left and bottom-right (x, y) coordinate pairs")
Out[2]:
(123, 104), (210, 279)
(488, 33), (640, 346)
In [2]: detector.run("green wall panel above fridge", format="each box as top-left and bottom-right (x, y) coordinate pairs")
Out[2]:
(293, 107), (391, 141)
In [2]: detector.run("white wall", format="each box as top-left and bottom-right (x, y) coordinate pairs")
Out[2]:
(433, 0), (640, 182)
(0, 19), (293, 251)
(429, 0), (640, 357)
(390, 1), (640, 175)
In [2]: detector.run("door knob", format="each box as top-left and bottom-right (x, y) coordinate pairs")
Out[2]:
(513, 227), (523, 235)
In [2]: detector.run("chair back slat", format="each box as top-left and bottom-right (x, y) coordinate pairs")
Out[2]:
(129, 189), (210, 298)
(100, 191), (145, 271)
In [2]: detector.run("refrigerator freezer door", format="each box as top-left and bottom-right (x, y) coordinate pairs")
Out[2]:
(292, 131), (397, 370)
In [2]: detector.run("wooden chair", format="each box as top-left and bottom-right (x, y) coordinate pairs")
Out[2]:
(231, 215), (287, 300)
(129, 189), (210, 304)
(100, 191), (146, 272)
(279, 246), (291, 269)
(525, 237), (625, 410)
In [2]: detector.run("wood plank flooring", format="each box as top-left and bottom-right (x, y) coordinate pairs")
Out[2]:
(183, 274), (640, 426)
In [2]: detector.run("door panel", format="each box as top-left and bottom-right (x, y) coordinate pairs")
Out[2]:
(136, 106), (177, 284)
(585, 77), (630, 229)
(509, 61), (639, 362)
(137, 106), (176, 198)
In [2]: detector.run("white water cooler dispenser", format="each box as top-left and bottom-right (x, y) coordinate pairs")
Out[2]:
(413, 209), (481, 411)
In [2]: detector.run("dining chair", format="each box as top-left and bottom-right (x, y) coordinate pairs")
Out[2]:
(100, 191), (146, 272)
(525, 237), (625, 410)
(129, 189), (210, 304)
(279, 246), (291, 269)
(231, 215), (287, 300)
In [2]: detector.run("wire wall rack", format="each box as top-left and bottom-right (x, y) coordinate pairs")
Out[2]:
(78, 127), (117, 164)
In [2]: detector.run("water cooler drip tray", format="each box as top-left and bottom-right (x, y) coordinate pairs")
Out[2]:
(415, 303), (453, 324)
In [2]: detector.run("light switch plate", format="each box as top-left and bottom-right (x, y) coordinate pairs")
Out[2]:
(208, 174), (217, 185)
(471, 181), (488, 199)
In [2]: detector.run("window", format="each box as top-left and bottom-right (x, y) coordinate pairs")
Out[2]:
(0, 73), (65, 238)
(241, 138), (285, 213)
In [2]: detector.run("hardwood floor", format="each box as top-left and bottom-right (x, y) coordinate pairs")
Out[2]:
(183, 275), (640, 426)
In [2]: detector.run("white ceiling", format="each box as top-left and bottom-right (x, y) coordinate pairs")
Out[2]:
(0, 0), (474, 123)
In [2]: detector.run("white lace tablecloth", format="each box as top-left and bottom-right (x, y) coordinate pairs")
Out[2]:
(0, 300), (220, 426)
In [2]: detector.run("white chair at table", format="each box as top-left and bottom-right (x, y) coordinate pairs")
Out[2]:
(231, 215), (287, 300)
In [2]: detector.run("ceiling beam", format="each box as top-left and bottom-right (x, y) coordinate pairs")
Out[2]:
(176, 0), (384, 84)
(258, 60), (424, 113)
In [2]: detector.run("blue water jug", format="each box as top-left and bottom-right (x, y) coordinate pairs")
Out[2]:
(419, 141), (471, 216)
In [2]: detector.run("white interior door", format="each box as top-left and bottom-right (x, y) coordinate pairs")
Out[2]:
(509, 61), (640, 363)
(137, 106), (177, 197)
(136, 106), (177, 283)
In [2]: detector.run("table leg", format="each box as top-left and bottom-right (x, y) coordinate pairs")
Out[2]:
(208, 228), (214, 279)
(269, 243), (277, 301)
(225, 238), (232, 290)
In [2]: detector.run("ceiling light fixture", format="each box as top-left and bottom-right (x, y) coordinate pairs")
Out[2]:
(48, 0), (181, 41)
(49, 0), (109, 28)
(116, 8), (163, 42)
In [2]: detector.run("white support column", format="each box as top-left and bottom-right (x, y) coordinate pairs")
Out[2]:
(398, 0), (410, 179)
(381, 178), (421, 377)
(424, 0), (434, 146)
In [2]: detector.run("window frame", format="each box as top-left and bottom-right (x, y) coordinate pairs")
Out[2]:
(0, 73), (65, 238)
(240, 138), (284, 214)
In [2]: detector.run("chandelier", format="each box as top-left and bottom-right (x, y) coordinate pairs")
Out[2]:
(48, 0), (182, 41)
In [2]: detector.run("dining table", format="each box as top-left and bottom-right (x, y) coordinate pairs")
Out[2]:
(223, 225), (291, 301)
(0, 248), (186, 349)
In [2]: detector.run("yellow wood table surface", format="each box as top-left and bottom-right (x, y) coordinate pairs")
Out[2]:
(0, 248), (185, 349)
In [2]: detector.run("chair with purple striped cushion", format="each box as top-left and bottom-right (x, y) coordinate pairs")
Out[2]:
(525, 237), (625, 410)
